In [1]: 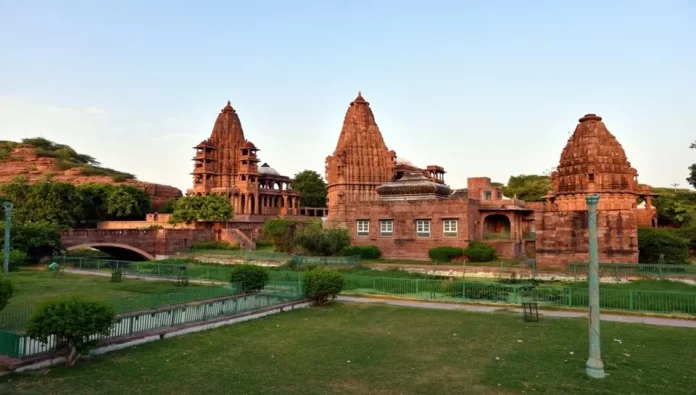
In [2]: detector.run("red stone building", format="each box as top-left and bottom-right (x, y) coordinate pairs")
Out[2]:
(326, 93), (536, 260)
(188, 101), (302, 219)
(535, 114), (657, 267)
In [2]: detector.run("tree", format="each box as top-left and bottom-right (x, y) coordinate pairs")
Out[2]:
(0, 177), (82, 228)
(688, 142), (696, 189)
(294, 222), (351, 256)
(263, 218), (302, 252)
(638, 227), (688, 264)
(105, 185), (151, 219)
(26, 298), (116, 367)
(76, 183), (113, 225)
(168, 194), (233, 225)
(290, 170), (327, 208)
(0, 222), (62, 262)
(501, 174), (552, 202)
(653, 191), (696, 228)
(229, 265), (269, 293)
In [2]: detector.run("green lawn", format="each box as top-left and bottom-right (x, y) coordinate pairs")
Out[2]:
(2, 302), (695, 394)
(3, 270), (194, 312)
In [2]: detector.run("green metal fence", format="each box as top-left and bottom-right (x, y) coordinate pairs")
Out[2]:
(569, 262), (696, 279)
(0, 281), (304, 359)
(289, 255), (361, 267)
(191, 250), (294, 262)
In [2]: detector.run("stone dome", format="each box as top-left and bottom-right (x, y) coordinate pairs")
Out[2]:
(258, 162), (279, 176)
(395, 157), (415, 167)
(377, 172), (451, 200)
(242, 140), (257, 149)
(552, 114), (638, 195)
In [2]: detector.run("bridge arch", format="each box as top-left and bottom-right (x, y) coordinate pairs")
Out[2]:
(67, 243), (155, 261)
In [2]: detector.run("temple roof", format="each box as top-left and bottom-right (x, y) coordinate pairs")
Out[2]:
(332, 91), (390, 154)
(377, 172), (451, 200)
(242, 140), (258, 150)
(258, 162), (280, 176)
(551, 113), (639, 195)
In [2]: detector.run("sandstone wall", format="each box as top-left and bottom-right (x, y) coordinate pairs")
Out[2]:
(535, 209), (639, 268)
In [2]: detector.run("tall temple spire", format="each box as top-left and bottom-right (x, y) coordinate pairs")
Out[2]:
(325, 92), (396, 225)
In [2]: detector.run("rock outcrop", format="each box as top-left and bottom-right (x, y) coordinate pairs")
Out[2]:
(0, 146), (181, 211)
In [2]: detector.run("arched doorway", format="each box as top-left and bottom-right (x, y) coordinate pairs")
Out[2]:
(483, 214), (511, 240)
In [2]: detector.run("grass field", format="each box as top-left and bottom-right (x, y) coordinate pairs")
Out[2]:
(3, 270), (194, 312)
(2, 302), (694, 395)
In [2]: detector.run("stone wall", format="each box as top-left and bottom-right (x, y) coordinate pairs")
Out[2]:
(535, 209), (638, 268)
(343, 198), (475, 260)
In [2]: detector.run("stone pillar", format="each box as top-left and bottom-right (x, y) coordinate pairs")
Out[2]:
(255, 194), (260, 214)
(585, 194), (606, 379)
(283, 195), (288, 214)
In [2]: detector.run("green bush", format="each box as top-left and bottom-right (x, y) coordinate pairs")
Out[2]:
(428, 247), (464, 263)
(255, 240), (274, 249)
(0, 277), (14, 312)
(229, 264), (269, 292)
(26, 298), (115, 367)
(343, 245), (382, 260)
(463, 242), (497, 262)
(8, 249), (28, 271)
(303, 269), (344, 304)
(191, 241), (240, 250)
(638, 227), (688, 264)
(294, 223), (351, 256)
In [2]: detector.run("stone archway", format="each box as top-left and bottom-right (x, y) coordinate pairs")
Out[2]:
(67, 243), (155, 261)
(483, 214), (511, 240)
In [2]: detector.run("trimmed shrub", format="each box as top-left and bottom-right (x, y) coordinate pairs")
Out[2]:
(428, 247), (464, 263)
(303, 269), (344, 304)
(191, 241), (240, 251)
(343, 245), (382, 260)
(229, 264), (269, 292)
(638, 227), (688, 264)
(463, 242), (497, 262)
(0, 277), (14, 312)
(26, 298), (115, 367)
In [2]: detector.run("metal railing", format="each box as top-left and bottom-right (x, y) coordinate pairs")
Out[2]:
(0, 282), (303, 359)
(483, 232), (511, 240)
(569, 262), (696, 279)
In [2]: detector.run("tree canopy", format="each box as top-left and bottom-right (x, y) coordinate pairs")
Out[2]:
(168, 194), (234, 225)
(501, 174), (552, 202)
(652, 187), (696, 228)
(291, 170), (327, 208)
(688, 142), (696, 189)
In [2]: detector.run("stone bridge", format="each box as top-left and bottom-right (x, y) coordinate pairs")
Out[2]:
(60, 229), (217, 260)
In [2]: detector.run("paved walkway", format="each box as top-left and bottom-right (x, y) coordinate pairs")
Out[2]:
(337, 296), (696, 329)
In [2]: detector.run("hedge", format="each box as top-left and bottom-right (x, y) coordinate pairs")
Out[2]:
(428, 247), (463, 263)
(343, 245), (382, 259)
(463, 242), (497, 262)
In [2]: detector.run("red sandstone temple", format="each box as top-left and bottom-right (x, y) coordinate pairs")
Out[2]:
(187, 101), (306, 219)
(326, 93), (657, 264)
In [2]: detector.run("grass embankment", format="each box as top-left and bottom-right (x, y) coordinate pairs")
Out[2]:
(2, 302), (695, 395)
(3, 269), (194, 312)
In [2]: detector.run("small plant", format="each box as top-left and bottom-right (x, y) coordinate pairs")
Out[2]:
(111, 268), (122, 283)
(229, 264), (269, 293)
(26, 298), (116, 367)
(0, 277), (14, 312)
(303, 269), (344, 305)
(343, 245), (382, 259)
(428, 247), (464, 263)
(463, 242), (497, 262)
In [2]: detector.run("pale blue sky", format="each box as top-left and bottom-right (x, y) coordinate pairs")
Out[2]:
(1, 1), (694, 192)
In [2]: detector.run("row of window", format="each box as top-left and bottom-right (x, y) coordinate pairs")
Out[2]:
(357, 219), (458, 238)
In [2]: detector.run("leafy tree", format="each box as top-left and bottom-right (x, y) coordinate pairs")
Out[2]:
(106, 185), (151, 219)
(262, 218), (302, 252)
(168, 194), (233, 225)
(638, 227), (688, 264)
(501, 174), (552, 202)
(0, 277), (14, 312)
(653, 191), (695, 228)
(688, 142), (696, 189)
(26, 298), (116, 367)
(76, 183), (113, 224)
(0, 222), (62, 262)
(0, 177), (82, 228)
(290, 170), (327, 208)
(303, 269), (344, 304)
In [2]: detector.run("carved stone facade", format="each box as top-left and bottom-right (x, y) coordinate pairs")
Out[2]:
(187, 101), (301, 219)
(535, 114), (657, 267)
(326, 93), (535, 260)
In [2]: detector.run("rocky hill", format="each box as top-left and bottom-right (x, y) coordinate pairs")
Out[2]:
(0, 138), (181, 210)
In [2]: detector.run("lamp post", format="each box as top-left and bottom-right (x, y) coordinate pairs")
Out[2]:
(585, 194), (605, 379)
(3, 202), (12, 276)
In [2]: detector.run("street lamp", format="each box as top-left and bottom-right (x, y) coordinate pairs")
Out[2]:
(3, 202), (12, 276)
(585, 194), (605, 379)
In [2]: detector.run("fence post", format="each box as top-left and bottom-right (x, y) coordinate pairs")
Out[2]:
(373, 278), (376, 290)
(512, 286), (518, 304)
(462, 281), (466, 300)
(629, 290), (634, 310)
(416, 279), (419, 294)
(615, 265), (619, 282)
(658, 265), (663, 279)
(568, 288), (572, 306)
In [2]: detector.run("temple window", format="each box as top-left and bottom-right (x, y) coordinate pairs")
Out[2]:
(443, 219), (458, 237)
(416, 219), (431, 237)
(496, 191), (502, 200)
(380, 219), (393, 237)
(483, 191), (491, 201)
(588, 173), (595, 182)
(357, 220), (369, 237)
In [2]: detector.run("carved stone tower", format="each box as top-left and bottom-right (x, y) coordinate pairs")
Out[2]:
(325, 92), (396, 226)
